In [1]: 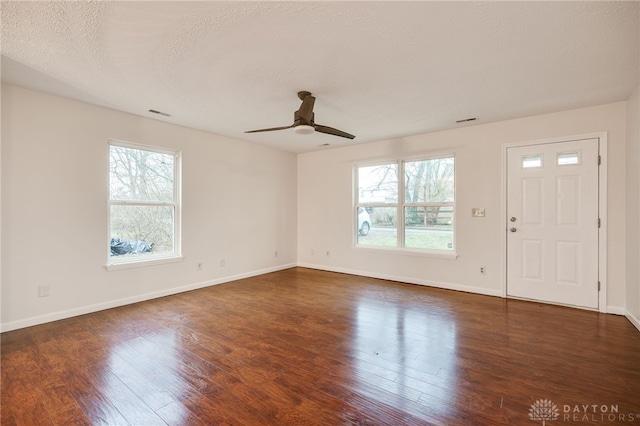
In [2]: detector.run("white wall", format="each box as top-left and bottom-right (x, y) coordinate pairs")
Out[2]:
(298, 102), (628, 311)
(2, 83), (634, 331)
(626, 84), (640, 330)
(1, 84), (298, 331)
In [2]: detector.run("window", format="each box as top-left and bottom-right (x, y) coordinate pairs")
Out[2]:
(108, 140), (181, 266)
(355, 155), (455, 253)
(557, 151), (580, 166)
(522, 154), (543, 168)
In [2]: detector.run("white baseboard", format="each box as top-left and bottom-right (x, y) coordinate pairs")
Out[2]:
(6, 262), (631, 333)
(298, 265), (637, 320)
(296, 262), (503, 298)
(605, 306), (627, 315)
(626, 310), (640, 333)
(0, 263), (296, 333)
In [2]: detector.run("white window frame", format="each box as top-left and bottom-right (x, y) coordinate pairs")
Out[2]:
(106, 139), (182, 270)
(354, 154), (457, 259)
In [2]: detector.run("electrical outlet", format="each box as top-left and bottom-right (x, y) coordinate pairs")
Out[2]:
(326, 250), (330, 257)
(197, 262), (203, 271)
(480, 266), (486, 275)
(220, 258), (226, 268)
(274, 250), (278, 258)
(38, 285), (50, 298)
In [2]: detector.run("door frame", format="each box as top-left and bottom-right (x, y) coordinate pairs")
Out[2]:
(501, 132), (608, 313)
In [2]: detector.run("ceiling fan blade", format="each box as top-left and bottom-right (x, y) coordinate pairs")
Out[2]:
(297, 95), (315, 123)
(314, 124), (355, 140)
(245, 124), (294, 134)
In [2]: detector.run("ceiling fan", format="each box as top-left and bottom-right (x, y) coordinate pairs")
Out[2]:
(245, 91), (355, 139)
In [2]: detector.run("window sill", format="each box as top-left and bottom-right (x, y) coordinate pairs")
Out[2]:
(106, 255), (184, 271)
(354, 245), (458, 260)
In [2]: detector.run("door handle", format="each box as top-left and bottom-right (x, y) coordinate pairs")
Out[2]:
(510, 217), (517, 222)
(510, 227), (517, 232)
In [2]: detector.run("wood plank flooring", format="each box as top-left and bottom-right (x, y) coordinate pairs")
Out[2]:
(2, 267), (640, 425)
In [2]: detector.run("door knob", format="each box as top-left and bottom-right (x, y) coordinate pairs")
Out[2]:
(510, 227), (517, 232)
(510, 217), (517, 222)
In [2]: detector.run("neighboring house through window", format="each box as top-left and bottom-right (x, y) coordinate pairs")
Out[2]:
(355, 155), (455, 254)
(108, 140), (181, 267)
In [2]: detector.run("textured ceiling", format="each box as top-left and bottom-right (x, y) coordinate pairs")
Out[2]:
(1, 1), (639, 153)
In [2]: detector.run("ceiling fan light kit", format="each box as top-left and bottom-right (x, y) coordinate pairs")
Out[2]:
(294, 125), (315, 135)
(245, 91), (355, 140)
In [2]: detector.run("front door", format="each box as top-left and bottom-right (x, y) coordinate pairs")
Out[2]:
(506, 138), (599, 309)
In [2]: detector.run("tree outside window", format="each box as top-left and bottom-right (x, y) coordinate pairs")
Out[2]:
(355, 156), (455, 251)
(108, 141), (180, 263)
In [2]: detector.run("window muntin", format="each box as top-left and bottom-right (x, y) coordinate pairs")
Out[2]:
(108, 141), (180, 264)
(355, 155), (455, 253)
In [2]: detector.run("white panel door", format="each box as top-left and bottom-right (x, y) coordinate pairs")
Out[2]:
(507, 139), (599, 309)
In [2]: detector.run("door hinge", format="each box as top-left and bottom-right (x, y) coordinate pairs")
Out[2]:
(598, 155), (601, 166)
(598, 281), (601, 291)
(598, 218), (601, 228)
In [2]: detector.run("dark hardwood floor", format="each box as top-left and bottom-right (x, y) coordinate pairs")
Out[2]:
(2, 267), (639, 425)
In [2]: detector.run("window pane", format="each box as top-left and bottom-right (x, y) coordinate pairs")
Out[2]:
(109, 145), (174, 202)
(404, 158), (455, 203)
(522, 154), (542, 168)
(110, 205), (174, 257)
(358, 164), (398, 203)
(405, 206), (454, 250)
(357, 207), (397, 246)
(557, 151), (580, 166)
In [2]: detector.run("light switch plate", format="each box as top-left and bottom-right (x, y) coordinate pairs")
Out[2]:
(472, 208), (485, 217)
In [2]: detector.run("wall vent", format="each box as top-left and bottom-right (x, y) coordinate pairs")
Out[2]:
(148, 109), (171, 117)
